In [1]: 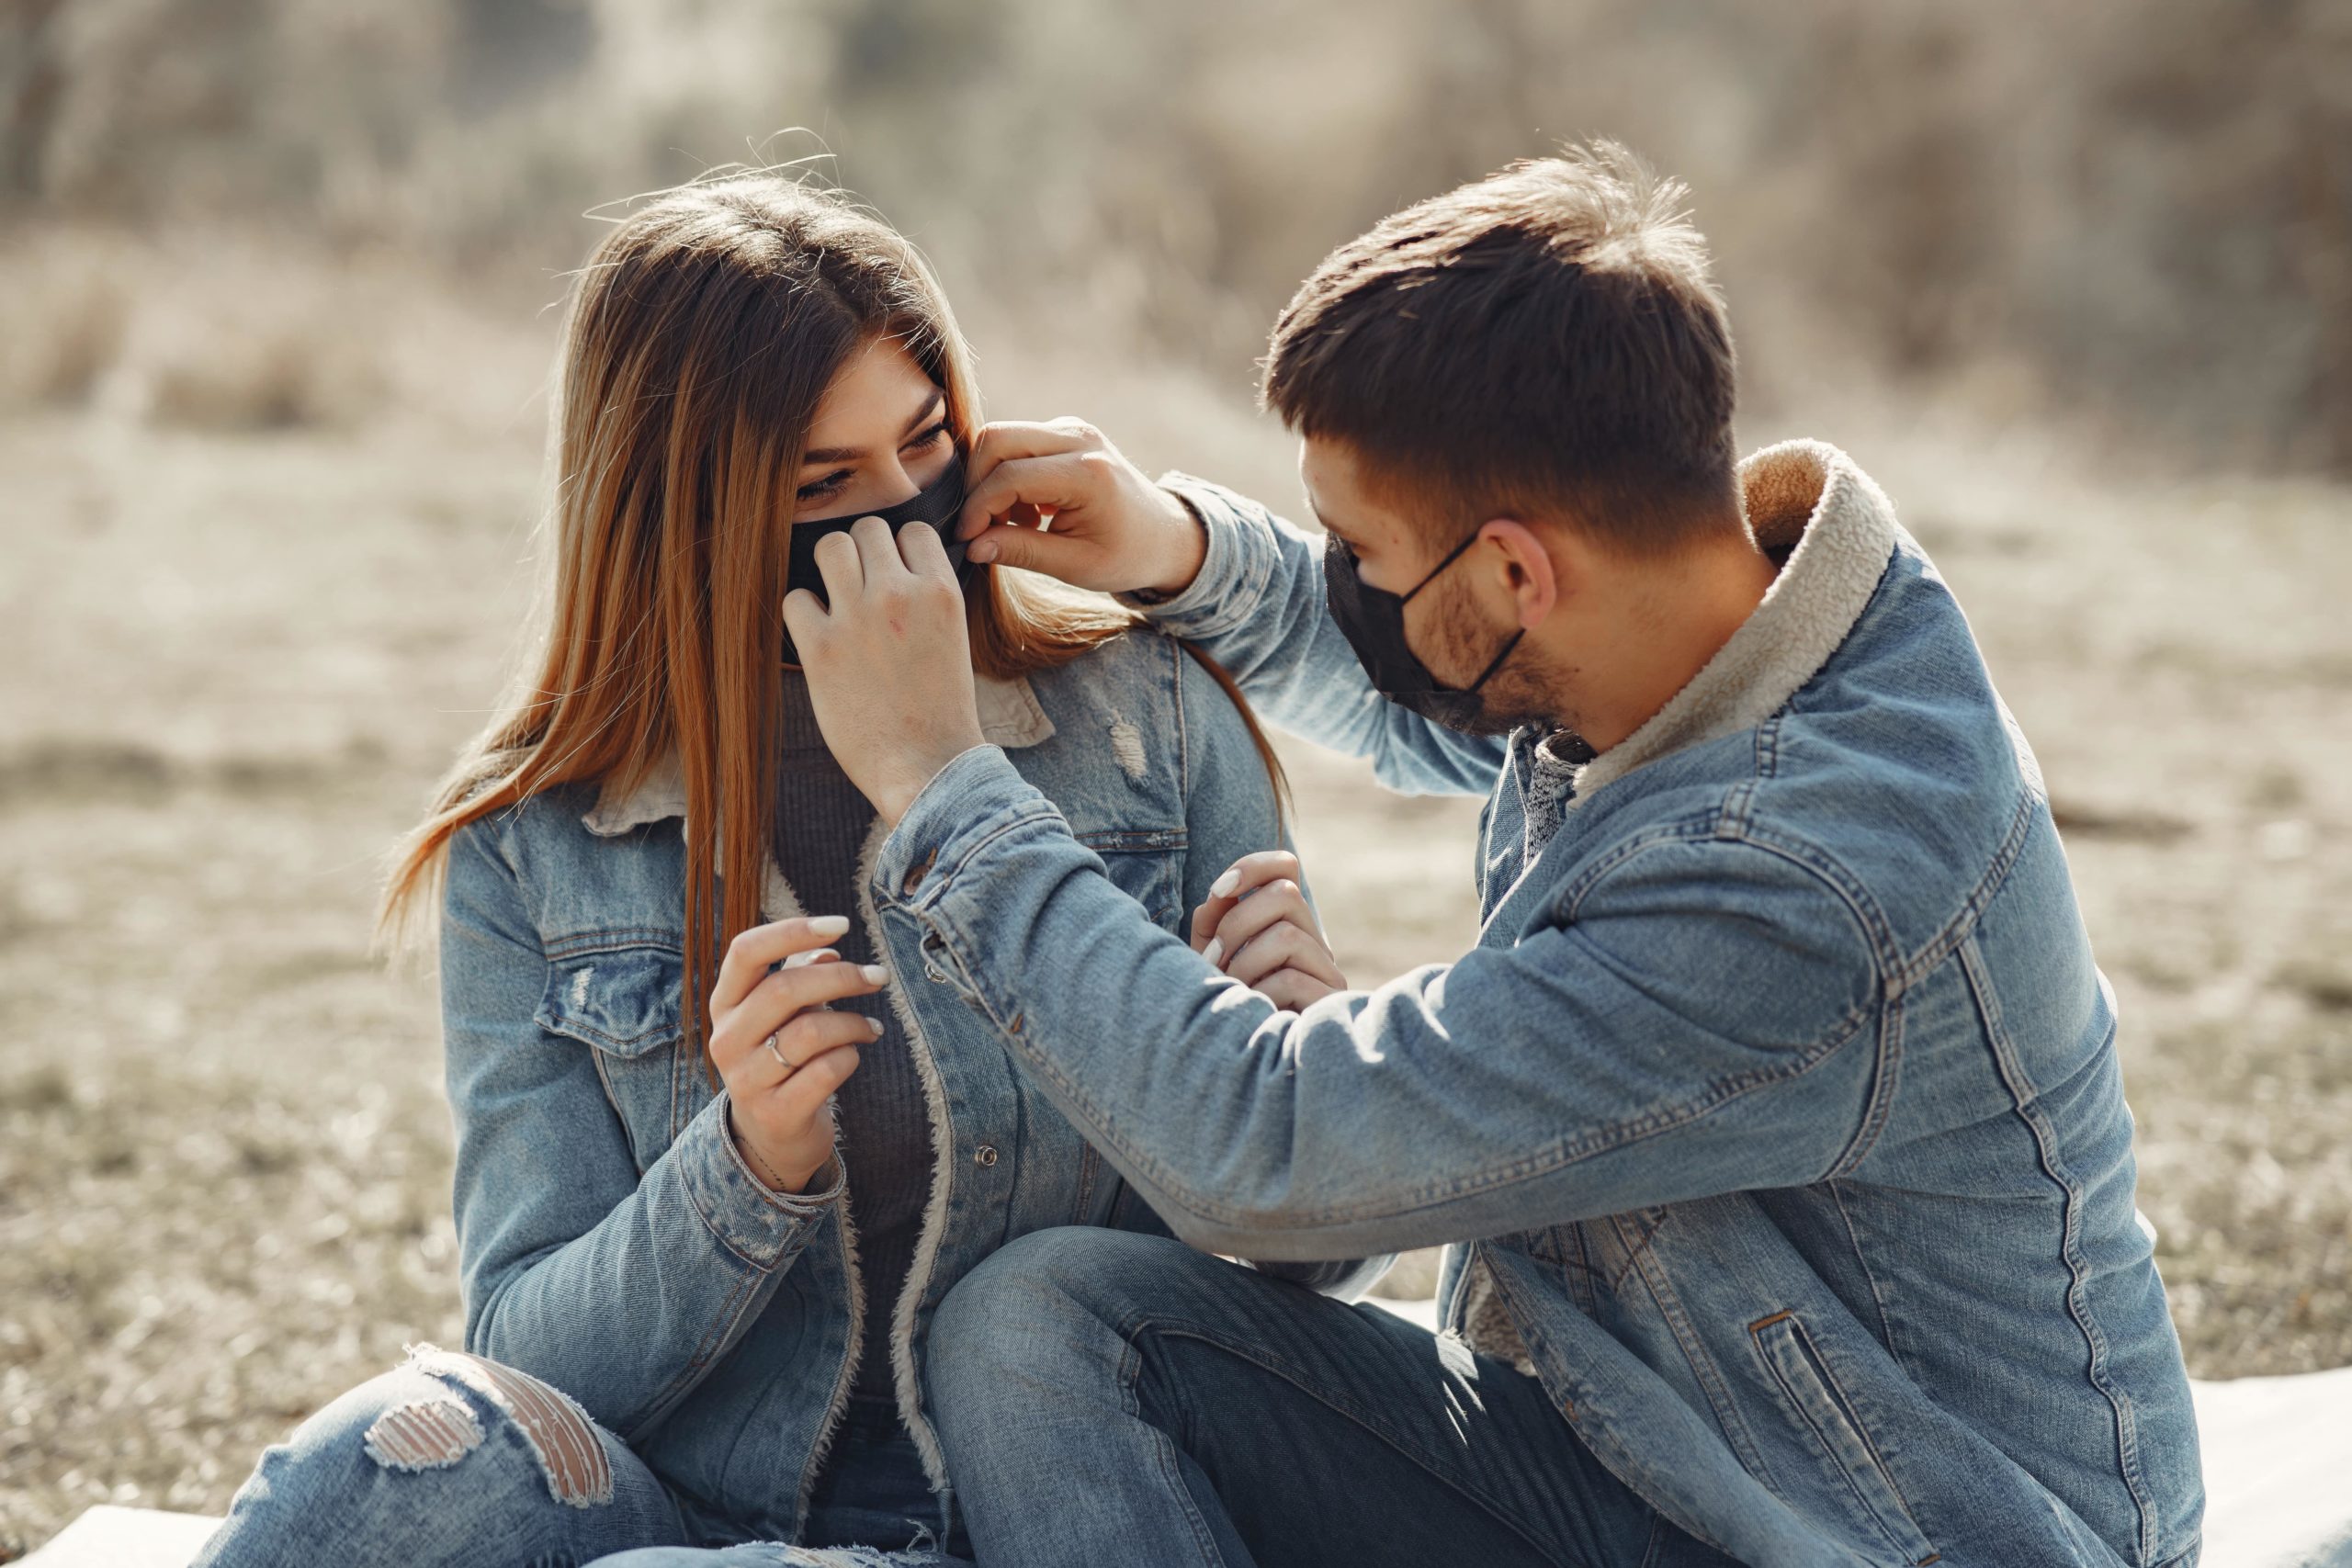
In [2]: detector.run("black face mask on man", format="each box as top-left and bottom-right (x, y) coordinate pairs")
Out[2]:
(782, 452), (972, 665)
(1320, 526), (1525, 734)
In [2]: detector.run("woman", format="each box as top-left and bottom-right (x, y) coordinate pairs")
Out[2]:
(193, 175), (1361, 1568)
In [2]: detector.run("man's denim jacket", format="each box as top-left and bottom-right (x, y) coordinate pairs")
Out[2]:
(876, 442), (2204, 1567)
(435, 628), (1350, 1543)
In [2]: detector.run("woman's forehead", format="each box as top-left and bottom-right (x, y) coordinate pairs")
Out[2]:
(804, 338), (934, 457)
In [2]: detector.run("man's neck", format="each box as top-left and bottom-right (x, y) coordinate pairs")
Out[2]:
(1555, 537), (1780, 753)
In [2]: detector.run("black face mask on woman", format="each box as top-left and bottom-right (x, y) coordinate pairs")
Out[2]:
(782, 453), (971, 665)
(1321, 527), (1525, 734)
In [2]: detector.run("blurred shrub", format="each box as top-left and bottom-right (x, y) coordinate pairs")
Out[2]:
(0, 226), (557, 434)
(1, 0), (2344, 468)
(0, 231), (386, 430)
(0, 230), (130, 406)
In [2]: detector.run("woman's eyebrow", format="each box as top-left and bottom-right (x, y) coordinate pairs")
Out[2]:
(801, 389), (945, 466)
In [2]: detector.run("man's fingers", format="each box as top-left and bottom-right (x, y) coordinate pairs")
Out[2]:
(962, 419), (1096, 499)
(713, 915), (854, 1016)
(956, 452), (1093, 538)
(961, 521), (1090, 573)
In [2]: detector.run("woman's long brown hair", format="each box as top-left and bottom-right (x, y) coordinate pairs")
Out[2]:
(379, 175), (1285, 1066)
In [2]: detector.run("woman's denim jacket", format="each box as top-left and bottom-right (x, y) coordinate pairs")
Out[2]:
(435, 626), (1352, 1543)
(875, 443), (2204, 1568)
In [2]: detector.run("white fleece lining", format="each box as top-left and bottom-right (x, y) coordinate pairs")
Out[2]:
(1566, 439), (1901, 805)
(581, 673), (1055, 1508)
(1458, 1249), (1539, 1376)
(752, 857), (868, 1532)
(583, 672), (1056, 838)
(854, 812), (961, 1495)
(584, 748), (689, 837)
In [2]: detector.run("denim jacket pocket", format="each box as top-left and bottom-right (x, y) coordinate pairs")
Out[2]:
(1748, 1311), (1939, 1567)
(1075, 828), (1186, 927)
(535, 940), (686, 1175)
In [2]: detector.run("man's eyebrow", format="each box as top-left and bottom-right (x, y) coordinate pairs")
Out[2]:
(801, 388), (944, 466)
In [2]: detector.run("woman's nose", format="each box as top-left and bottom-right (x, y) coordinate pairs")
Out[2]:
(871, 457), (922, 506)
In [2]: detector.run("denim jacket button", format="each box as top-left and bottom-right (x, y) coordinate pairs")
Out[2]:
(901, 849), (938, 897)
(972, 1144), (999, 1168)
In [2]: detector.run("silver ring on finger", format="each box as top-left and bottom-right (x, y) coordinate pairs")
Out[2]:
(762, 1031), (794, 1076)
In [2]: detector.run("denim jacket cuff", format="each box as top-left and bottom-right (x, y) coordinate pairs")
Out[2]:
(874, 743), (1057, 908)
(676, 1090), (841, 1270)
(1112, 472), (1277, 636)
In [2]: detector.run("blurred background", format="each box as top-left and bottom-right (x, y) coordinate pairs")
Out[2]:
(2, 0), (2347, 1551)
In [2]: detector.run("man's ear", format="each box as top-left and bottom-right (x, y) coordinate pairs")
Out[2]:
(1478, 519), (1563, 628)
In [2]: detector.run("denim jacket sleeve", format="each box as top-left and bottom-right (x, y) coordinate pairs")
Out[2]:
(440, 817), (842, 1437)
(1125, 474), (1510, 799)
(876, 747), (1883, 1259)
(1169, 648), (1391, 1298)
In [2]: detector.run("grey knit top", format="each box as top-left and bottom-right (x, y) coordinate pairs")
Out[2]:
(771, 671), (930, 1411)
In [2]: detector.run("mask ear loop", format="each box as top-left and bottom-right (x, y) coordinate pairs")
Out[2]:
(1399, 525), (1523, 694)
(1397, 525), (1493, 604)
(1460, 627), (1526, 694)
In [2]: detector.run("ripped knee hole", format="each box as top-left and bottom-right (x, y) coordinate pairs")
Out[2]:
(360, 1344), (615, 1507)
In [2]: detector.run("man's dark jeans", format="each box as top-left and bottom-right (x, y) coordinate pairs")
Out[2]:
(925, 1228), (1733, 1568)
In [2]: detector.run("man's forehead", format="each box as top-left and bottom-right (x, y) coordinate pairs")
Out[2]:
(1297, 436), (1397, 539)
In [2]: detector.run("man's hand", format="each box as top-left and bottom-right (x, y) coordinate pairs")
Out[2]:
(953, 418), (1206, 598)
(1190, 850), (1347, 1011)
(785, 515), (989, 826)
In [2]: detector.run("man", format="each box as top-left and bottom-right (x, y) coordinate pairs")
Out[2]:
(781, 144), (2202, 1567)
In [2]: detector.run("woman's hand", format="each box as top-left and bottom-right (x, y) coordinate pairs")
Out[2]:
(708, 914), (888, 1193)
(785, 515), (989, 825)
(1189, 851), (1348, 1011)
(950, 418), (1207, 598)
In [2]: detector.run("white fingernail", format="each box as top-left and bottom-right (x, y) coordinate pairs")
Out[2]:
(866, 1016), (885, 1037)
(810, 915), (851, 938)
(861, 964), (889, 986)
(1202, 936), (1223, 968)
(1210, 869), (1238, 898)
(784, 947), (837, 969)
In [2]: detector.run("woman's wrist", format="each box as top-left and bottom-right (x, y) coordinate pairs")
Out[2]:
(728, 1105), (829, 1194)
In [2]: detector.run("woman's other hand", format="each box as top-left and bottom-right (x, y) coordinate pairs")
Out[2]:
(951, 418), (1206, 598)
(1190, 851), (1347, 1011)
(708, 914), (888, 1192)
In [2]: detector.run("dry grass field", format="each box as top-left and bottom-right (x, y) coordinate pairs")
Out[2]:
(2, 288), (2348, 1558)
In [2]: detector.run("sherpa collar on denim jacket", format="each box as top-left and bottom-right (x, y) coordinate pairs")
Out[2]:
(580, 671), (1058, 838)
(1553, 438), (1900, 805)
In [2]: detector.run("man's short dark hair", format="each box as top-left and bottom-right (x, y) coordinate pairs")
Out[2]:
(1261, 141), (1740, 555)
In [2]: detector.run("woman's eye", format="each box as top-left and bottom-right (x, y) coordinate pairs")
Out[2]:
(797, 470), (852, 502)
(906, 420), (952, 452)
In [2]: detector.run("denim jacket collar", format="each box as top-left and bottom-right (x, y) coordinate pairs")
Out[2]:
(1565, 438), (1900, 803)
(580, 671), (1058, 837)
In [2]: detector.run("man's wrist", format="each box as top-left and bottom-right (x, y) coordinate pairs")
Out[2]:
(1126, 487), (1210, 604)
